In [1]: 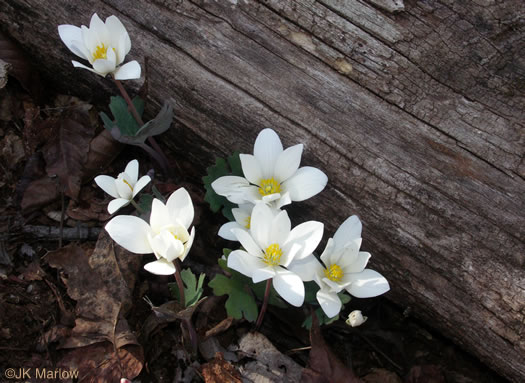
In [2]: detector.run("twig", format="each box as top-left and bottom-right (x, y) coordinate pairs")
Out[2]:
(17, 225), (101, 241)
(59, 191), (65, 248)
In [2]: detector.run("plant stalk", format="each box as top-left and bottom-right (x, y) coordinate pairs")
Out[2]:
(113, 79), (170, 170)
(174, 259), (198, 354)
(255, 279), (272, 331)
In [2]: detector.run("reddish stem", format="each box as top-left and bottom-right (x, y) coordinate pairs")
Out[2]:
(255, 279), (272, 331)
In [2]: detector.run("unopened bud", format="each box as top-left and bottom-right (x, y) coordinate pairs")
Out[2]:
(346, 310), (367, 327)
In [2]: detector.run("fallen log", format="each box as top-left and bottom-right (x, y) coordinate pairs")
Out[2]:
(1, 0), (524, 380)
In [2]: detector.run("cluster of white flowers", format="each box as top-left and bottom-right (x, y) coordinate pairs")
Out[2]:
(213, 129), (389, 318)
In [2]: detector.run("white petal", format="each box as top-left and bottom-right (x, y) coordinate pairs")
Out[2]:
(227, 250), (263, 278)
(115, 174), (133, 200)
(132, 175), (151, 198)
(274, 144), (303, 182)
(270, 210), (291, 247)
(262, 193), (281, 203)
(150, 231), (184, 262)
(58, 25), (88, 60)
(150, 199), (170, 233)
(92, 58), (116, 76)
(273, 269), (304, 307)
(181, 226), (195, 262)
(322, 277), (345, 293)
(332, 239), (361, 267)
(106, 15), (130, 59)
(72, 60), (101, 75)
(90, 13), (109, 45)
(144, 259), (176, 275)
(218, 222), (242, 241)
(275, 191), (291, 209)
(81, 25), (98, 57)
(232, 205), (252, 227)
(282, 166), (328, 202)
(167, 188), (194, 229)
(333, 215), (362, 251)
(240, 154), (263, 186)
(211, 176), (251, 204)
(345, 269), (390, 298)
(287, 255), (323, 282)
(108, 198), (130, 214)
(319, 238), (335, 265)
(282, 221), (324, 261)
(231, 228), (262, 256)
(250, 203), (274, 249)
(114, 61), (141, 80)
(94, 175), (119, 198)
(317, 289), (342, 318)
(253, 129), (283, 179)
(124, 159), (139, 184)
(105, 215), (153, 254)
(252, 267), (276, 283)
(344, 252), (370, 274)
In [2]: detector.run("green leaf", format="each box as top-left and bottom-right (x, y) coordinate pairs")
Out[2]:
(104, 95), (144, 136)
(202, 152), (243, 221)
(169, 268), (206, 307)
(138, 193), (153, 213)
(209, 274), (258, 322)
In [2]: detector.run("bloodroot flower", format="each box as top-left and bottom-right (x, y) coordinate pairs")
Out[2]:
(212, 129), (328, 209)
(58, 13), (141, 80)
(105, 188), (195, 275)
(227, 203), (323, 306)
(95, 159), (151, 214)
(291, 215), (390, 318)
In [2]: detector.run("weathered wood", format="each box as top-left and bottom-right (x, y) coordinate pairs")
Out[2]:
(1, 0), (524, 380)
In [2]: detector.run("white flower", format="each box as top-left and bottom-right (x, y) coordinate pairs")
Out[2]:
(290, 215), (389, 318)
(227, 203), (323, 306)
(346, 310), (367, 327)
(105, 188), (195, 275)
(211, 129), (327, 209)
(58, 13), (141, 80)
(218, 203), (280, 241)
(94, 159), (151, 214)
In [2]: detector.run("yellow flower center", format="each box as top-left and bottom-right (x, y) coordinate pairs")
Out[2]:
(324, 264), (344, 282)
(93, 43), (108, 61)
(244, 215), (251, 229)
(123, 179), (133, 191)
(263, 243), (283, 266)
(258, 178), (281, 196)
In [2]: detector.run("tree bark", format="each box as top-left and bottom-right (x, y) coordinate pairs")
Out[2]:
(1, 0), (524, 381)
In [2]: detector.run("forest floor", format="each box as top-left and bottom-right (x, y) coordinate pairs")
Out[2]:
(0, 56), (509, 383)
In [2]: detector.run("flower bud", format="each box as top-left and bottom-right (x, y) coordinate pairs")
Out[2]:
(346, 310), (367, 327)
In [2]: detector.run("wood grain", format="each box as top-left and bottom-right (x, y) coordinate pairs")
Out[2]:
(1, 0), (524, 380)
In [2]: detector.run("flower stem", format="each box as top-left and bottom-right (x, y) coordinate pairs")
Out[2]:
(174, 259), (198, 354)
(255, 279), (272, 331)
(174, 259), (186, 306)
(113, 79), (170, 171)
(130, 199), (143, 213)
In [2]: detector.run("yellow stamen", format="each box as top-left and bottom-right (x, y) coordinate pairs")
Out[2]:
(122, 179), (133, 192)
(324, 264), (344, 282)
(263, 243), (283, 266)
(244, 216), (251, 229)
(258, 177), (281, 196)
(93, 43), (108, 61)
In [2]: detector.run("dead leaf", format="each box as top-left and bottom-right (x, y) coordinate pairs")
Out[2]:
(20, 176), (59, 212)
(42, 110), (95, 200)
(58, 342), (143, 383)
(204, 317), (234, 340)
(82, 129), (123, 181)
(0, 30), (43, 103)
(236, 332), (303, 383)
(20, 260), (45, 281)
(47, 233), (143, 381)
(404, 365), (445, 383)
(0, 131), (25, 166)
(66, 186), (111, 222)
(302, 311), (362, 383)
(201, 352), (242, 383)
